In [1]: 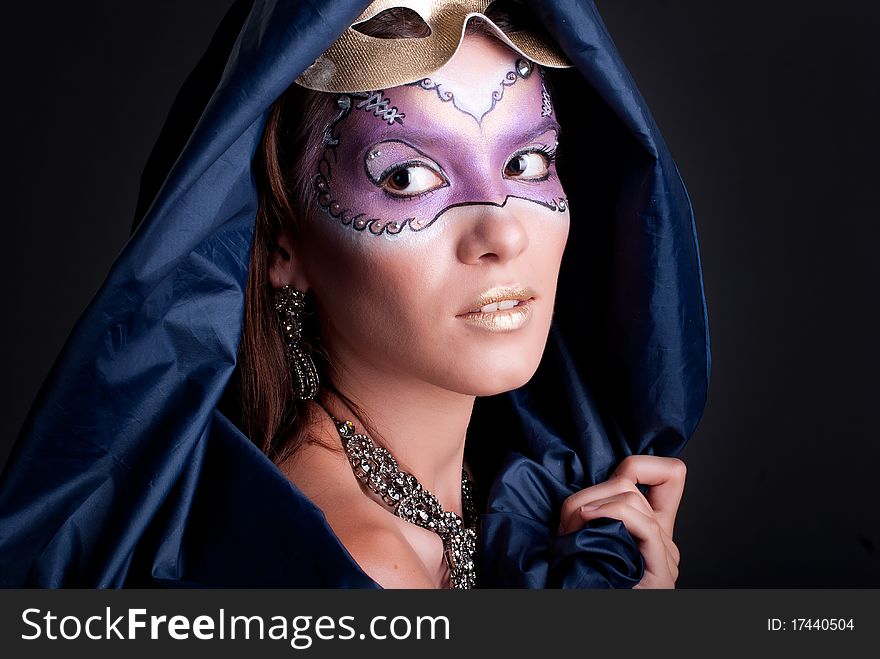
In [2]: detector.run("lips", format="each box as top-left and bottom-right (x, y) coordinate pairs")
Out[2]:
(475, 299), (523, 313)
(460, 285), (536, 315)
(457, 285), (536, 332)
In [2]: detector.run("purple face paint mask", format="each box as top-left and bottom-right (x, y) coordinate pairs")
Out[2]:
(313, 53), (568, 237)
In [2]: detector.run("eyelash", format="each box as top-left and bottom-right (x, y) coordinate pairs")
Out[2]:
(532, 143), (559, 164)
(378, 160), (445, 201)
(377, 160), (446, 202)
(376, 159), (434, 184)
(509, 143), (559, 173)
(386, 187), (438, 203)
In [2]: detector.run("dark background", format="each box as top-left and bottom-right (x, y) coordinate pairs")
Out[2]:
(1, 1), (877, 587)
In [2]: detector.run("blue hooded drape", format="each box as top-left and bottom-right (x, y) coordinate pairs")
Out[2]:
(0, 0), (710, 587)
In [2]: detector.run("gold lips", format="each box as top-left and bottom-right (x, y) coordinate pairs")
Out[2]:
(467, 286), (535, 313)
(462, 304), (532, 332)
(458, 286), (536, 332)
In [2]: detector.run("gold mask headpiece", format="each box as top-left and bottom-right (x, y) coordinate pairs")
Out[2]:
(296, 0), (572, 93)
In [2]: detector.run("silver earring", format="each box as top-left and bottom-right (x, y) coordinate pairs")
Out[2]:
(273, 285), (319, 401)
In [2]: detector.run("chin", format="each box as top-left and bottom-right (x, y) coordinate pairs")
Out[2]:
(451, 354), (544, 397)
(434, 327), (550, 396)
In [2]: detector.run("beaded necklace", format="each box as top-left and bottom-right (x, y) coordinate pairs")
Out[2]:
(332, 417), (477, 589)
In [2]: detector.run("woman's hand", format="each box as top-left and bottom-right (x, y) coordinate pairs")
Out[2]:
(557, 455), (686, 589)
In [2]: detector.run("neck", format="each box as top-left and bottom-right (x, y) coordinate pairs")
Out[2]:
(320, 358), (475, 517)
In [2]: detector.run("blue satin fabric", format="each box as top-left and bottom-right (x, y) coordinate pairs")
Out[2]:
(0, 0), (709, 587)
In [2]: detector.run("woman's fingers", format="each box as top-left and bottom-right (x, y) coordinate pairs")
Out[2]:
(581, 501), (676, 588)
(576, 492), (680, 566)
(574, 491), (654, 521)
(611, 455), (687, 539)
(558, 476), (651, 535)
(557, 455), (686, 587)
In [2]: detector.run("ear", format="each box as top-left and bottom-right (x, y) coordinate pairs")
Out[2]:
(268, 227), (311, 292)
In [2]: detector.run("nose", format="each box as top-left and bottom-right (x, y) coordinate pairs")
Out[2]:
(455, 204), (529, 265)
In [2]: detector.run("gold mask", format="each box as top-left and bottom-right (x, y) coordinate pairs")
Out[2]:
(296, 0), (572, 93)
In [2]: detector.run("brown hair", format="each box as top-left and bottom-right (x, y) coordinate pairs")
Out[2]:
(237, 83), (336, 464)
(238, 8), (521, 464)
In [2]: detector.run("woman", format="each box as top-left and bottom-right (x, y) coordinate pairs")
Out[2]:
(0, 0), (709, 589)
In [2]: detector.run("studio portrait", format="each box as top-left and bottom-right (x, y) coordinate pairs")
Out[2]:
(0, 0), (875, 590)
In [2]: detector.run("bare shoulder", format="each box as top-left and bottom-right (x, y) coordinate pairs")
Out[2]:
(280, 410), (436, 589)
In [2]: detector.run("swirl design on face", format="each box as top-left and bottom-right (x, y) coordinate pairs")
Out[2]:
(314, 92), (413, 235)
(408, 57), (533, 125)
(312, 57), (568, 237)
(315, 97), (415, 236)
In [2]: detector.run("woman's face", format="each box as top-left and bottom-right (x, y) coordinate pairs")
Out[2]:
(294, 32), (569, 396)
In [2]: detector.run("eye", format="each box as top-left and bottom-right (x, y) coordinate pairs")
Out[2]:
(504, 150), (553, 180)
(379, 162), (447, 198)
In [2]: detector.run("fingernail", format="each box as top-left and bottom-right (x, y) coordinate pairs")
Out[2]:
(581, 504), (601, 512)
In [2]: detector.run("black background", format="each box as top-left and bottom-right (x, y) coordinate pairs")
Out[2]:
(1, 1), (877, 587)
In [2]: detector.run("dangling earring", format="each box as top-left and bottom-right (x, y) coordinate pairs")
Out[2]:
(273, 285), (319, 400)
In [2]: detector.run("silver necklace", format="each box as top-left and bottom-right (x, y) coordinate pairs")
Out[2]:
(332, 417), (477, 589)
